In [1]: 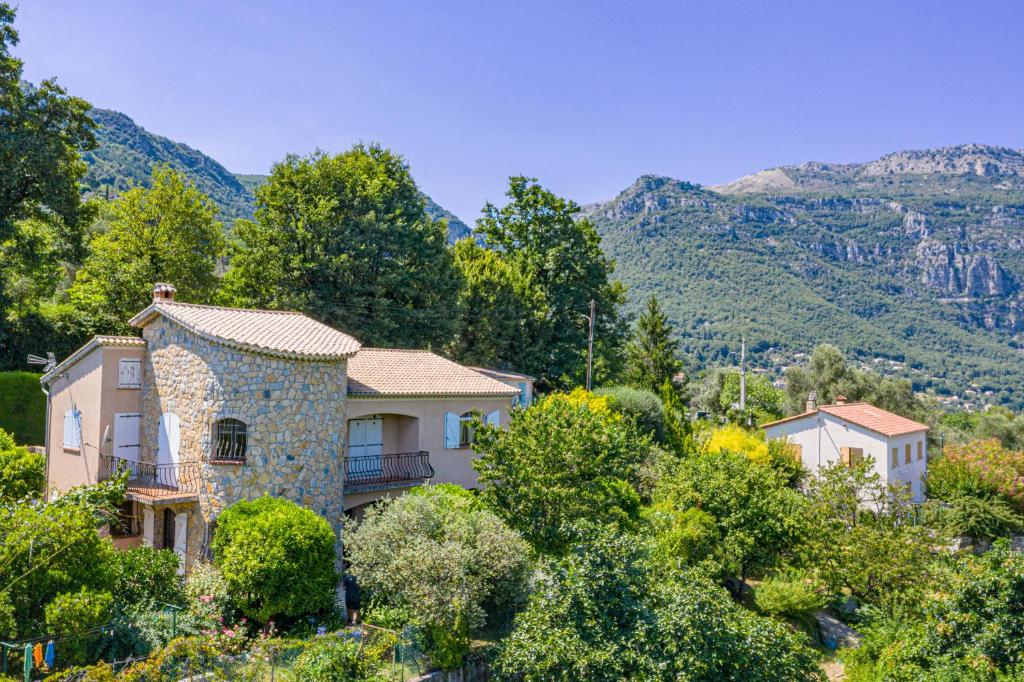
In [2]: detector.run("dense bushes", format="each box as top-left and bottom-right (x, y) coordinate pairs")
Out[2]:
(0, 426), (45, 500)
(345, 484), (530, 668)
(45, 588), (114, 666)
(595, 385), (665, 440)
(289, 634), (387, 682)
(494, 530), (823, 681)
(0, 371), (46, 444)
(105, 546), (183, 610)
(845, 541), (1024, 680)
(212, 496), (338, 623)
(928, 439), (1024, 511)
(473, 390), (651, 555)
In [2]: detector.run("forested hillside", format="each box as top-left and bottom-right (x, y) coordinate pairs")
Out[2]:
(586, 145), (1024, 407)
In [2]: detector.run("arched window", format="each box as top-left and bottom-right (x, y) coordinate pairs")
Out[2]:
(459, 412), (476, 447)
(212, 418), (247, 463)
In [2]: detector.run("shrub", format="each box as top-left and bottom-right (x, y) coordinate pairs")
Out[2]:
(494, 530), (823, 681)
(346, 485), (530, 668)
(595, 385), (666, 441)
(644, 503), (719, 571)
(289, 634), (386, 682)
(925, 493), (1023, 540)
(0, 592), (13, 640)
(0, 427), (45, 501)
(212, 496), (337, 623)
(105, 546), (183, 610)
(44, 587), (114, 667)
(183, 561), (233, 628)
(753, 574), (827, 623)
(0, 372), (46, 446)
(704, 424), (770, 464)
(932, 440), (1024, 511)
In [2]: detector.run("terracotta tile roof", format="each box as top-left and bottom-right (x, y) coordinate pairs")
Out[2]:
(41, 335), (146, 383)
(129, 302), (361, 361)
(348, 348), (520, 397)
(761, 402), (929, 438)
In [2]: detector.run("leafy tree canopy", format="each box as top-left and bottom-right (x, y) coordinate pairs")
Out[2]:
(473, 390), (651, 555)
(69, 166), (224, 331)
(476, 176), (627, 387)
(0, 426), (44, 501)
(222, 145), (459, 349)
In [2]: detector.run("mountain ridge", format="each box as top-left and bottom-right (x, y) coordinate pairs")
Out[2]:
(81, 107), (472, 241)
(587, 144), (1024, 408)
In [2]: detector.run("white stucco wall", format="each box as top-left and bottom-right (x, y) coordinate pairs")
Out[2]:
(764, 412), (927, 501)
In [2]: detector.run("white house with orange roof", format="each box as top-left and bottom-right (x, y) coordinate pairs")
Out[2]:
(761, 395), (929, 502)
(40, 284), (522, 576)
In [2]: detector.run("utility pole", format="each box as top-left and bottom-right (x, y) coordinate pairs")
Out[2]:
(739, 335), (747, 411)
(586, 300), (595, 391)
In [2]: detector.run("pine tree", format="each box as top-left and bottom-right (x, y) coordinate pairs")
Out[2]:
(623, 296), (682, 393)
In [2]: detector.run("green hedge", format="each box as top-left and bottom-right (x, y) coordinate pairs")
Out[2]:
(0, 371), (46, 445)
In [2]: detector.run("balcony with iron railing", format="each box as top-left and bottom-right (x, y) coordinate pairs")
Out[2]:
(98, 454), (201, 501)
(344, 451), (434, 492)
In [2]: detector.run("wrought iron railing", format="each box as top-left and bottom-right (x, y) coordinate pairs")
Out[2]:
(98, 454), (202, 497)
(344, 451), (434, 490)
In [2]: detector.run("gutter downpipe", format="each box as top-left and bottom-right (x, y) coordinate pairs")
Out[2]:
(40, 376), (51, 502)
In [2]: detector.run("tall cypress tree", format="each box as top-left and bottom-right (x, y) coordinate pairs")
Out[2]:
(622, 296), (682, 393)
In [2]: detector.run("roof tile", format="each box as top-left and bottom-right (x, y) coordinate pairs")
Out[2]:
(348, 349), (519, 397)
(129, 302), (361, 360)
(761, 402), (928, 437)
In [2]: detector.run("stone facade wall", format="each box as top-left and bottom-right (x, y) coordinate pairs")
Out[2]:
(140, 316), (348, 569)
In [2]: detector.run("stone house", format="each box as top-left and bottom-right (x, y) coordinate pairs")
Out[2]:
(761, 396), (929, 502)
(42, 284), (526, 575)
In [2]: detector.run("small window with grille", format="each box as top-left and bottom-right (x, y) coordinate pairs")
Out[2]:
(212, 418), (247, 463)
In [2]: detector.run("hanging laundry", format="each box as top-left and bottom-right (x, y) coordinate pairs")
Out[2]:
(23, 644), (31, 678)
(32, 642), (43, 668)
(44, 640), (55, 669)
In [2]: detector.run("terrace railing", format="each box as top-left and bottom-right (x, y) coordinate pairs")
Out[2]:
(344, 451), (434, 491)
(98, 454), (202, 499)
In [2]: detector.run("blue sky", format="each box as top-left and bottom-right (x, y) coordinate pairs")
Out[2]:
(15, 0), (1024, 221)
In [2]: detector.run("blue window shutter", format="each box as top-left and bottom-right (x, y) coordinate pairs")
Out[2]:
(486, 410), (500, 427)
(444, 412), (460, 449)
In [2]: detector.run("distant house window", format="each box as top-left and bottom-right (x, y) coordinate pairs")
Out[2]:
(517, 382), (529, 407)
(917, 441), (923, 461)
(212, 418), (247, 462)
(905, 443), (912, 465)
(787, 443), (803, 464)
(118, 358), (142, 388)
(840, 447), (863, 468)
(162, 508), (176, 550)
(63, 408), (82, 450)
(891, 447), (899, 469)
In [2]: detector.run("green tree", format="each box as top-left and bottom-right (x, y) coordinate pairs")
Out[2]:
(655, 450), (808, 586)
(222, 145), (459, 348)
(0, 4), (96, 363)
(211, 496), (337, 623)
(622, 296), (682, 393)
(476, 177), (627, 387)
(473, 391), (650, 555)
(784, 344), (924, 419)
(69, 166), (224, 330)
(803, 461), (934, 611)
(494, 529), (823, 682)
(344, 484), (530, 668)
(0, 4), (96, 246)
(698, 368), (784, 424)
(0, 427), (44, 501)
(447, 238), (546, 371)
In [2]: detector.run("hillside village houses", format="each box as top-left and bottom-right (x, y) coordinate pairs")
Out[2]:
(761, 394), (930, 502)
(41, 283), (532, 581)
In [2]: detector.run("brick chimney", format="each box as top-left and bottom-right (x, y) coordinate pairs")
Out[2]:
(806, 391), (817, 412)
(152, 283), (176, 303)
(834, 395), (847, 405)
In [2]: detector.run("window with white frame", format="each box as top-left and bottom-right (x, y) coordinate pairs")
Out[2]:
(118, 358), (142, 389)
